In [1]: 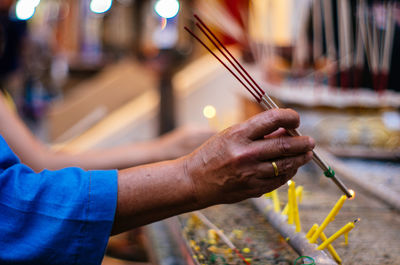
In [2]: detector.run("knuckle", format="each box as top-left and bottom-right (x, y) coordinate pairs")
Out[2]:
(227, 147), (247, 166)
(280, 159), (294, 172)
(277, 137), (291, 154)
(226, 147), (239, 161)
(226, 124), (245, 139)
(297, 154), (308, 166)
(224, 126), (236, 138)
(255, 146), (269, 161)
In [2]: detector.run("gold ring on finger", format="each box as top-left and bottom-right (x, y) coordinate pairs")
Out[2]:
(272, 161), (279, 177)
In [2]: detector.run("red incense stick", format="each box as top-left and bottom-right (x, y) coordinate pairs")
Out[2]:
(184, 26), (260, 101)
(194, 14), (265, 97)
(185, 14), (352, 198)
(195, 22), (263, 99)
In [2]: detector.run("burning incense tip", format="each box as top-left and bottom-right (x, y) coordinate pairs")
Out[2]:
(161, 17), (167, 30)
(203, 105), (217, 119)
(354, 218), (361, 223)
(287, 180), (292, 186)
(349, 189), (355, 199)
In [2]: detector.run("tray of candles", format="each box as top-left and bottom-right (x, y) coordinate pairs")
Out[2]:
(168, 165), (400, 265)
(175, 178), (359, 265)
(178, 202), (301, 265)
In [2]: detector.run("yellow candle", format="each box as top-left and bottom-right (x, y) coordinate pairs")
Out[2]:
(317, 222), (355, 250)
(293, 184), (301, 232)
(282, 186), (303, 215)
(263, 192), (272, 198)
(287, 181), (295, 224)
(271, 190), (281, 212)
(308, 224), (342, 263)
(344, 232), (349, 245)
(287, 185), (292, 223)
(282, 204), (289, 216)
(320, 230), (342, 264)
(310, 195), (347, 243)
(306, 223), (319, 239)
(296, 186), (304, 203)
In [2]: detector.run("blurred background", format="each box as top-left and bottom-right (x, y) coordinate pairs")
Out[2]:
(1, 0), (399, 264)
(0, 0), (399, 149)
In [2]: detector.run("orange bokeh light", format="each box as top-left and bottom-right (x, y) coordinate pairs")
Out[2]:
(161, 17), (167, 30)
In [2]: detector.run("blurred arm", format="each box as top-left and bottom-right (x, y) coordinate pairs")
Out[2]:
(0, 92), (214, 171)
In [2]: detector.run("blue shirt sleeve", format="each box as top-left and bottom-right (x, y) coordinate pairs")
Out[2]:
(0, 136), (118, 265)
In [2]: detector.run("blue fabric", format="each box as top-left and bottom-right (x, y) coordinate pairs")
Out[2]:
(0, 135), (118, 265)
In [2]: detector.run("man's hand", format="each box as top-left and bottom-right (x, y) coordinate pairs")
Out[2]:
(113, 108), (314, 234)
(184, 108), (315, 207)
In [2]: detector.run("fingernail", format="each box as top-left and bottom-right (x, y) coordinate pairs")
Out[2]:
(306, 151), (313, 160)
(308, 137), (316, 149)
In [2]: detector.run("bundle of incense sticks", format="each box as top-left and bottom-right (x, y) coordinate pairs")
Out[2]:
(321, 0), (396, 92)
(185, 15), (352, 198)
(358, 0), (396, 93)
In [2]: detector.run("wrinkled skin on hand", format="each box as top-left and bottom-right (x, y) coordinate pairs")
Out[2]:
(184, 108), (315, 207)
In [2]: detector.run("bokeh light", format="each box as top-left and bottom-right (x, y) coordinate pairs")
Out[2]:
(90, 0), (113, 14)
(203, 105), (216, 119)
(31, 0), (41, 7)
(154, 0), (180, 19)
(15, 0), (37, 21)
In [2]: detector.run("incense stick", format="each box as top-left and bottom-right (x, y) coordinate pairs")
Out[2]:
(186, 14), (352, 198)
(293, 1), (312, 71)
(381, 2), (395, 72)
(354, 15), (365, 88)
(195, 21), (263, 99)
(342, 0), (354, 69)
(194, 211), (250, 265)
(358, 0), (373, 72)
(184, 26), (260, 101)
(354, 19), (365, 68)
(194, 15), (266, 98)
(379, 2), (396, 93)
(313, 0), (323, 62)
(322, 0), (337, 60)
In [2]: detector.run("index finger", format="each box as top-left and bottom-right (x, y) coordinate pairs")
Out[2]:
(245, 109), (300, 140)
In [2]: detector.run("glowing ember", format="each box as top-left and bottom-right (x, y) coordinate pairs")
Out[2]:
(349, 189), (355, 200)
(161, 17), (167, 30)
